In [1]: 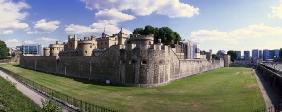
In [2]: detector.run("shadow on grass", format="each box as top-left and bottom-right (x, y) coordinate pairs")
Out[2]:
(12, 65), (126, 87)
(230, 64), (252, 68)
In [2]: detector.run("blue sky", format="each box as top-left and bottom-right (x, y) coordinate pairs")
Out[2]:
(1, 0), (282, 52)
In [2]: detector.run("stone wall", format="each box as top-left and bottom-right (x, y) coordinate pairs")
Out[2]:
(20, 45), (225, 87)
(257, 64), (282, 95)
(20, 56), (57, 73)
(20, 46), (122, 84)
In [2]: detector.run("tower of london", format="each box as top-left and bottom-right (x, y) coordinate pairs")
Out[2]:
(20, 29), (230, 87)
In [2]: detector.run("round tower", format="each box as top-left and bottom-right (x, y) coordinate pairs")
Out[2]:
(77, 38), (97, 56)
(49, 41), (64, 56)
(43, 47), (50, 56)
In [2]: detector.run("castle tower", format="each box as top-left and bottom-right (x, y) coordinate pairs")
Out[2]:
(49, 41), (64, 56)
(102, 27), (107, 38)
(43, 47), (50, 56)
(77, 37), (97, 56)
(66, 35), (79, 50)
(118, 28), (128, 45)
(224, 54), (231, 67)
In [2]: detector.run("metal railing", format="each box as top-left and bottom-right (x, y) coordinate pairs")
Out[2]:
(254, 103), (282, 112)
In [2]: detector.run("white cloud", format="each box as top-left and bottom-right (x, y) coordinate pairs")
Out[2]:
(5, 37), (58, 48)
(65, 21), (131, 35)
(36, 37), (58, 47)
(0, 0), (29, 35)
(5, 39), (34, 48)
(65, 24), (96, 34)
(156, 0), (199, 18)
(66, 0), (198, 35)
(190, 24), (282, 51)
(82, 0), (199, 18)
(34, 19), (60, 32)
(2, 30), (14, 35)
(95, 9), (136, 23)
(269, 0), (282, 19)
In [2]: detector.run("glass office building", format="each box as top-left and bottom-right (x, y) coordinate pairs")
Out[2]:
(16, 44), (42, 55)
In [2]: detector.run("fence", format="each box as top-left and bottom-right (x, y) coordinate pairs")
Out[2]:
(0, 59), (11, 63)
(254, 103), (282, 112)
(0, 67), (119, 112)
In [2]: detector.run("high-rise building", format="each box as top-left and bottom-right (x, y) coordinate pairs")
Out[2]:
(262, 49), (280, 61)
(273, 49), (280, 59)
(259, 50), (263, 59)
(244, 51), (250, 60)
(252, 49), (259, 59)
(235, 51), (241, 60)
(183, 40), (198, 59)
(16, 44), (42, 56)
(263, 49), (271, 60)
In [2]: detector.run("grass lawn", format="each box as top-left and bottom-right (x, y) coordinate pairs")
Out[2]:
(0, 74), (40, 111)
(0, 64), (265, 112)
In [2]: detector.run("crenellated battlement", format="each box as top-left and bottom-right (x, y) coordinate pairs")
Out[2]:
(21, 32), (230, 87)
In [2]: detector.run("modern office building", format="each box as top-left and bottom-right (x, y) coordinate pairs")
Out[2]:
(259, 50), (263, 59)
(273, 49), (280, 59)
(16, 44), (42, 56)
(235, 51), (241, 60)
(262, 49), (280, 61)
(263, 49), (271, 60)
(244, 51), (250, 60)
(252, 49), (259, 59)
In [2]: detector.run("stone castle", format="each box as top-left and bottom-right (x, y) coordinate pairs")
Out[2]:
(20, 29), (230, 87)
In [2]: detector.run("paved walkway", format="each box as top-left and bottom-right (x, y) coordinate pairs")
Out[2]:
(0, 70), (75, 112)
(253, 69), (282, 108)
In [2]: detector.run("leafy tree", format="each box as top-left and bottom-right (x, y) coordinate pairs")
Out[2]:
(0, 40), (9, 59)
(143, 25), (155, 35)
(227, 50), (237, 62)
(212, 54), (220, 60)
(132, 28), (143, 34)
(133, 25), (182, 45)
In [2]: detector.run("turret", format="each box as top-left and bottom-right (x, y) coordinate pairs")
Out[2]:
(77, 37), (97, 56)
(65, 35), (78, 50)
(49, 41), (64, 56)
(118, 28), (128, 45)
(43, 47), (50, 56)
(128, 34), (154, 49)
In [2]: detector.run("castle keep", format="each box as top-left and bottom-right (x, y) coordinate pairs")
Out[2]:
(20, 29), (230, 87)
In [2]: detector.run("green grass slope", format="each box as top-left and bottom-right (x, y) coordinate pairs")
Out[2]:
(0, 75), (40, 111)
(0, 64), (265, 112)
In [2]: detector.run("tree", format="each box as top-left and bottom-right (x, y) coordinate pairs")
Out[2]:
(212, 54), (220, 60)
(0, 40), (9, 59)
(133, 28), (143, 34)
(227, 50), (237, 62)
(132, 25), (182, 45)
(143, 25), (155, 35)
